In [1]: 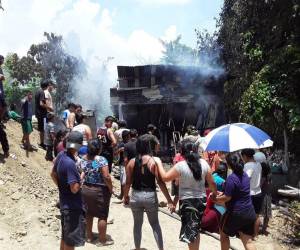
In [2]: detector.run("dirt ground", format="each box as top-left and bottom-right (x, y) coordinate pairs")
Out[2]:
(0, 120), (296, 250)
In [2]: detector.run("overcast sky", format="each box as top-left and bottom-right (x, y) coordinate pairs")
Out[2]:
(0, 0), (223, 65)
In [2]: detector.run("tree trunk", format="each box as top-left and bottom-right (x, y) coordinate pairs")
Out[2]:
(283, 128), (289, 173)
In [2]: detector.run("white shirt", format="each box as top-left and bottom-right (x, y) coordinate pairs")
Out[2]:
(244, 161), (262, 195)
(44, 89), (53, 110)
(114, 128), (129, 142)
(175, 159), (209, 200)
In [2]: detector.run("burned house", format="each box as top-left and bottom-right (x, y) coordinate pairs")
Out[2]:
(110, 65), (226, 153)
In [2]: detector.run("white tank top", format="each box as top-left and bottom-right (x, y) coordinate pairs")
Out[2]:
(72, 124), (88, 145)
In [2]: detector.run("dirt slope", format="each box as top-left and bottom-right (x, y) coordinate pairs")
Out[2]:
(0, 120), (292, 250)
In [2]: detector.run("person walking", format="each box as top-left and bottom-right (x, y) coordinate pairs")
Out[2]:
(77, 139), (114, 246)
(124, 134), (174, 250)
(50, 131), (85, 250)
(214, 153), (257, 250)
(20, 91), (34, 150)
(0, 54), (9, 158)
(157, 139), (217, 250)
(241, 149), (263, 237)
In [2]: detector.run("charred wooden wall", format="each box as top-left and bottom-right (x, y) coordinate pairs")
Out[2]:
(111, 65), (225, 135)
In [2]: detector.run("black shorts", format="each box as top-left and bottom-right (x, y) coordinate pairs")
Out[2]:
(37, 116), (46, 132)
(0, 98), (7, 108)
(101, 151), (113, 172)
(221, 209), (256, 237)
(61, 209), (86, 247)
(251, 194), (263, 214)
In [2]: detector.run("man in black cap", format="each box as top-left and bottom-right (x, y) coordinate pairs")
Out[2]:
(0, 54), (9, 158)
(51, 131), (85, 250)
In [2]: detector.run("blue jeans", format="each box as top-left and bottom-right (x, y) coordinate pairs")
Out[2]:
(130, 190), (163, 249)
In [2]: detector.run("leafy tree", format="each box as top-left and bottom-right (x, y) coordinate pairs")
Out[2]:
(160, 35), (196, 65)
(4, 32), (84, 112)
(27, 32), (85, 111)
(4, 53), (44, 84)
(161, 30), (222, 70)
(218, 0), (300, 161)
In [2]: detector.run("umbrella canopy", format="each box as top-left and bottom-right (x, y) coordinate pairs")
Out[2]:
(201, 123), (273, 152)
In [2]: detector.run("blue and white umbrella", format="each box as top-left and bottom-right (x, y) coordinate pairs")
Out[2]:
(201, 123), (273, 152)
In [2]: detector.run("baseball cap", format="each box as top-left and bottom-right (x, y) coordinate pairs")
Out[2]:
(78, 145), (88, 156)
(66, 131), (83, 150)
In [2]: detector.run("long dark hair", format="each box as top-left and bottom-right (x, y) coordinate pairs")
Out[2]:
(181, 139), (202, 181)
(136, 134), (154, 156)
(225, 153), (244, 175)
(87, 139), (102, 158)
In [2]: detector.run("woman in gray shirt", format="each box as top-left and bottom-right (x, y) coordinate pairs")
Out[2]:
(158, 139), (217, 250)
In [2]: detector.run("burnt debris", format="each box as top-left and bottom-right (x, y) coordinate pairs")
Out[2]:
(110, 64), (226, 155)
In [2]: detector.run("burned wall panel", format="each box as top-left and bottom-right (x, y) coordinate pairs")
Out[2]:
(111, 64), (226, 139)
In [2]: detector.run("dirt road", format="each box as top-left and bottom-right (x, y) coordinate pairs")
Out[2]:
(0, 121), (291, 250)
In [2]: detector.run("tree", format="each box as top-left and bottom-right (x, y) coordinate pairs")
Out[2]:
(28, 32), (85, 111)
(218, 0), (300, 158)
(160, 35), (196, 65)
(4, 32), (85, 112)
(161, 30), (222, 72)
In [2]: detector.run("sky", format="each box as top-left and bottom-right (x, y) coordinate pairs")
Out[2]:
(0, 0), (224, 114)
(0, 0), (223, 64)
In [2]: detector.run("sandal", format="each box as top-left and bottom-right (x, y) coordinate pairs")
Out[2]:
(96, 239), (114, 246)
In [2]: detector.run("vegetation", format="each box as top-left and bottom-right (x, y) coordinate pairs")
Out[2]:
(218, 0), (300, 154)
(3, 32), (84, 112)
(160, 30), (221, 70)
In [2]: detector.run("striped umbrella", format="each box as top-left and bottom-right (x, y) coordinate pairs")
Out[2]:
(201, 123), (273, 152)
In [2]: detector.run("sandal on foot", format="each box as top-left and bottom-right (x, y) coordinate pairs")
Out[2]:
(96, 239), (114, 246)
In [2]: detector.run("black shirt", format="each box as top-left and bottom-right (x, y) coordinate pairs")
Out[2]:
(124, 138), (137, 161)
(35, 88), (47, 118)
(0, 67), (4, 100)
(132, 157), (156, 191)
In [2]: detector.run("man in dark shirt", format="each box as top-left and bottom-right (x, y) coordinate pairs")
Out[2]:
(124, 129), (138, 164)
(51, 131), (85, 250)
(147, 124), (160, 155)
(35, 80), (49, 149)
(0, 55), (9, 158)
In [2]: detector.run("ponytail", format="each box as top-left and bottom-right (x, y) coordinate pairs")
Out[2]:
(181, 140), (202, 181)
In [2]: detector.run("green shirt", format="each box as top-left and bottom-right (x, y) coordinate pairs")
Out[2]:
(8, 110), (21, 121)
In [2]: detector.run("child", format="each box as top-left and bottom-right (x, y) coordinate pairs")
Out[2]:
(21, 91), (34, 149)
(44, 112), (56, 161)
(54, 130), (68, 157)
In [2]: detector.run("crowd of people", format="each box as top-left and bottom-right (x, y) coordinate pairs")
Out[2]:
(0, 54), (273, 250)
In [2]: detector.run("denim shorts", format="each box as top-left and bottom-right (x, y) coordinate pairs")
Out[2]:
(61, 209), (86, 247)
(130, 189), (158, 212)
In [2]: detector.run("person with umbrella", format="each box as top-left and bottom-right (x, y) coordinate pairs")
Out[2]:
(213, 153), (257, 250)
